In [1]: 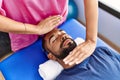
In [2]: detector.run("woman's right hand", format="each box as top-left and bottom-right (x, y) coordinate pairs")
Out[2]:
(36, 15), (62, 35)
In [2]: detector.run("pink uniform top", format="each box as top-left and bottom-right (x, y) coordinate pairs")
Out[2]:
(0, 0), (68, 52)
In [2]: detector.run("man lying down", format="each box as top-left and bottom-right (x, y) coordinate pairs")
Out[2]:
(39, 28), (120, 80)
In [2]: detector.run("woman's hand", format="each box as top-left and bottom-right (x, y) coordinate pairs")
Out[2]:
(63, 40), (96, 65)
(36, 15), (62, 35)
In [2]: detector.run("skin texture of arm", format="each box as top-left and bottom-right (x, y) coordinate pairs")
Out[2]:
(85, 0), (98, 43)
(0, 15), (62, 35)
(63, 0), (98, 66)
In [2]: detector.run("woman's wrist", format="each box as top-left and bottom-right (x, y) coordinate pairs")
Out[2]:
(86, 38), (97, 45)
(23, 23), (38, 34)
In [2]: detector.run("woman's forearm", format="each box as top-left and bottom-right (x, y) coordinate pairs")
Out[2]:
(0, 15), (37, 34)
(84, 0), (98, 43)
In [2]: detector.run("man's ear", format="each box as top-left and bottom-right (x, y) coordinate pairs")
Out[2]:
(47, 53), (57, 61)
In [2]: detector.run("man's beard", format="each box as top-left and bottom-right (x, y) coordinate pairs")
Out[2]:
(55, 38), (77, 59)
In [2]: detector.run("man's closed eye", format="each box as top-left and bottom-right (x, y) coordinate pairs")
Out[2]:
(51, 36), (56, 43)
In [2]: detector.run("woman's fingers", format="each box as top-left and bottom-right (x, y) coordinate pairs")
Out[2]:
(45, 15), (62, 28)
(37, 15), (63, 34)
(63, 44), (84, 63)
(49, 16), (62, 27)
(76, 54), (88, 64)
(46, 15), (62, 23)
(63, 41), (95, 66)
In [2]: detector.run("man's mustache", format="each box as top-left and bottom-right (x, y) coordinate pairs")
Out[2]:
(60, 38), (72, 48)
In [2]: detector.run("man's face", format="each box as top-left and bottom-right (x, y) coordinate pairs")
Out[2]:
(44, 29), (77, 59)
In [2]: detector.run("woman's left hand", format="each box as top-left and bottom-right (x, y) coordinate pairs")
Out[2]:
(63, 40), (96, 65)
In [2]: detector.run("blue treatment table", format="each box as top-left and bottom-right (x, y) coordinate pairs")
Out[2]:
(0, 19), (113, 80)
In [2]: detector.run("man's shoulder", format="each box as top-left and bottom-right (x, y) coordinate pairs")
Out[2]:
(93, 46), (116, 56)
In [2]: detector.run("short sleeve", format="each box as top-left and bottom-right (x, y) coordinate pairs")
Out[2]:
(0, 0), (6, 16)
(59, 0), (68, 24)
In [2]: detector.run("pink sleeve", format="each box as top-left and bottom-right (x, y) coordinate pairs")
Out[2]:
(0, 0), (6, 16)
(60, 0), (68, 24)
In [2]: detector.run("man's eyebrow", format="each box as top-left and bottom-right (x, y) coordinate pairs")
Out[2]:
(59, 29), (63, 31)
(49, 35), (54, 44)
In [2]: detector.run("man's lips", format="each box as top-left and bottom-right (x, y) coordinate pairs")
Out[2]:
(63, 39), (72, 47)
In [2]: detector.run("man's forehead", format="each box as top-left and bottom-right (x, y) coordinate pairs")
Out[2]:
(46, 29), (64, 37)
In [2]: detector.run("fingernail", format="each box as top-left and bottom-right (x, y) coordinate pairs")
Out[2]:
(63, 59), (66, 62)
(58, 15), (63, 18)
(64, 60), (69, 64)
(76, 62), (79, 64)
(64, 61), (68, 64)
(57, 15), (61, 17)
(69, 63), (73, 65)
(70, 52), (72, 54)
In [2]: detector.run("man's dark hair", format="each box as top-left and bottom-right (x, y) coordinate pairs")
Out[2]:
(42, 36), (51, 55)
(42, 36), (55, 55)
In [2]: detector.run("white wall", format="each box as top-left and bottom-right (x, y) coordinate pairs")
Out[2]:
(98, 8), (120, 48)
(74, 0), (86, 24)
(74, 0), (120, 48)
(98, 0), (120, 13)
